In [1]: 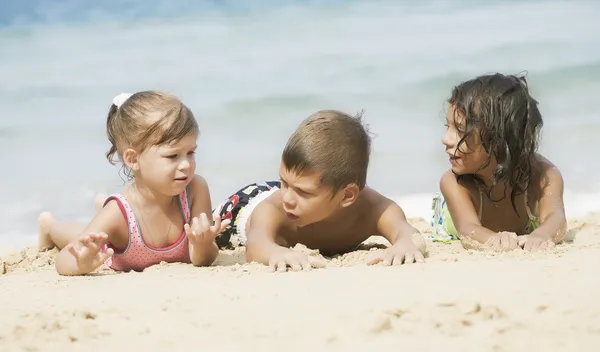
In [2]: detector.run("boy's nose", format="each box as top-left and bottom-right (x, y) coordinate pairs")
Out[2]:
(281, 189), (296, 209)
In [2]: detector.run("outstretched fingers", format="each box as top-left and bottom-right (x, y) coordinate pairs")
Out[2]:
(211, 215), (231, 234)
(66, 243), (80, 260)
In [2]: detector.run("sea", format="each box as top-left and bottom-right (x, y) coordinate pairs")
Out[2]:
(1, 0), (599, 251)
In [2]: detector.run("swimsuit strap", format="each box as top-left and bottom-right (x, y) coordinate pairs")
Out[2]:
(103, 193), (140, 248)
(178, 187), (191, 224)
(523, 190), (535, 220)
(105, 189), (191, 239)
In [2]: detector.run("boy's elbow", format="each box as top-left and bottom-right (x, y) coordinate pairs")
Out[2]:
(245, 240), (259, 263)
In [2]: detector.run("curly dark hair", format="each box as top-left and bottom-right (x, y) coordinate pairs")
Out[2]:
(449, 73), (543, 212)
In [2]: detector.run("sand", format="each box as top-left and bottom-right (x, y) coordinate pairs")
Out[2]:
(1, 215), (600, 352)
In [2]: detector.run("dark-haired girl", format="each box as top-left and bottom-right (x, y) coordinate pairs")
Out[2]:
(430, 73), (566, 252)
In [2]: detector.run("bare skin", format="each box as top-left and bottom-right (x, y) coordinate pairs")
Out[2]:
(43, 175), (227, 275)
(440, 156), (566, 252)
(38, 194), (107, 251)
(440, 104), (567, 252)
(245, 166), (427, 272)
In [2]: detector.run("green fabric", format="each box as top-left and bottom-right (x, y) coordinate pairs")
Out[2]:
(429, 193), (540, 243)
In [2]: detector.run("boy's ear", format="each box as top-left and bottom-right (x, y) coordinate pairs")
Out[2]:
(122, 148), (140, 171)
(339, 184), (360, 208)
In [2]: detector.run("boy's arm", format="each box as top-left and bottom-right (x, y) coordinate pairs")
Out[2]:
(244, 201), (287, 265)
(369, 190), (425, 264)
(55, 201), (125, 276)
(528, 162), (567, 243)
(373, 196), (420, 246)
(187, 175), (220, 266)
(439, 169), (498, 243)
(245, 196), (327, 272)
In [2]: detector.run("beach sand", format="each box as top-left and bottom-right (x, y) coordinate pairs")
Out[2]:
(1, 215), (599, 352)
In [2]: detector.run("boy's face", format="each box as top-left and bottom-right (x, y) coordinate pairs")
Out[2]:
(278, 162), (345, 227)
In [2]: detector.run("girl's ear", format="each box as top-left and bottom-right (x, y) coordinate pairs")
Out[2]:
(122, 148), (139, 171)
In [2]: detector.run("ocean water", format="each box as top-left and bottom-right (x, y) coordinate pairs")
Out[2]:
(1, 0), (600, 251)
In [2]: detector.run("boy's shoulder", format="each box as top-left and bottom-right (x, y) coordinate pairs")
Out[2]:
(355, 186), (397, 218)
(249, 189), (288, 228)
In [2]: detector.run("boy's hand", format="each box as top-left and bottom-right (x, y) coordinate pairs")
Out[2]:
(65, 232), (113, 274)
(368, 238), (425, 265)
(185, 213), (230, 247)
(485, 231), (519, 252)
(268, 248), (327, 272)
(518, 234), (555, 252)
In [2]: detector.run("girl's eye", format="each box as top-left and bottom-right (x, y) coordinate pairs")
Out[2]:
(166, 154), (178, 159)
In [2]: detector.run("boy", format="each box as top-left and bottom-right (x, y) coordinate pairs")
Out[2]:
(215, 110), (426, 272)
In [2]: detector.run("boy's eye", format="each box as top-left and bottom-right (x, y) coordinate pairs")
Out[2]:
(166, 154), (178, 159)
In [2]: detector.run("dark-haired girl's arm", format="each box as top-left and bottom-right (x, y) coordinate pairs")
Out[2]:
(439, 170), (509, 246)
(525, 163), (567, 248)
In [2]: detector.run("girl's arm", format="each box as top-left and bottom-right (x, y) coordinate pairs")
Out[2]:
(439, 170), (499, 244)
(529, 161), (567, 243)
(55, 201), (126, 276)
(186, 175), (220, 266)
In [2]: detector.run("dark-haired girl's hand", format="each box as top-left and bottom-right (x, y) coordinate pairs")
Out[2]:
(518, 234), (555, 252)
(485, 232), (519, 252)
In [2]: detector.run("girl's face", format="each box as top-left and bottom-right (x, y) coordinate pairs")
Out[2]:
(441, 104), (491, 175)
(135, 133), (198, 196)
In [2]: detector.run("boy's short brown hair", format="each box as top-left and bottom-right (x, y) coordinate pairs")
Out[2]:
(282, 109), (371, 193)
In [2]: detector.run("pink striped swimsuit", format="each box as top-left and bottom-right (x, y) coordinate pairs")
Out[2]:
(101, 189), (192, 272)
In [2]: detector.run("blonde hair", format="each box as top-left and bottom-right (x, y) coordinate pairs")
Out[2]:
(105, 91), (199, 176)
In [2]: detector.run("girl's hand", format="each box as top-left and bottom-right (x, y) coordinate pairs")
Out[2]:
(518, 234), (555, 252)
(484, 231), (519, 252)
(65, 232), (113, 274)
(184, 213), (231, 247)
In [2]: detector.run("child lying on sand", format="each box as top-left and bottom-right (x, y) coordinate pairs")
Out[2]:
(431, 73), (567, 252)
(213, 110), (427, 271)
(38, 91), (229, 275)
